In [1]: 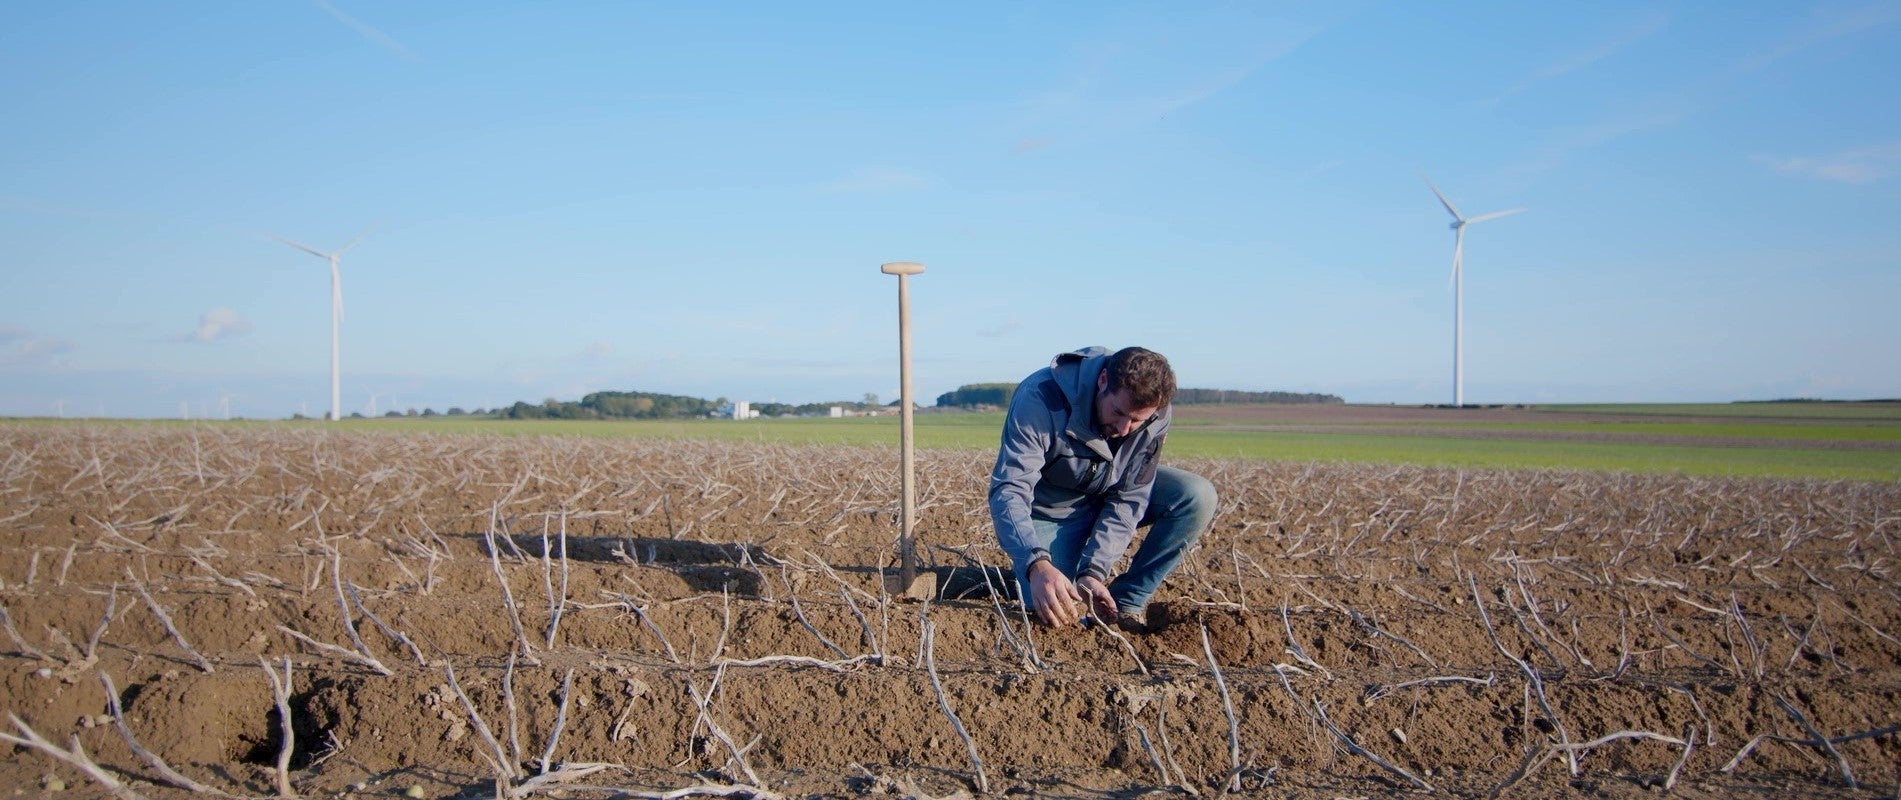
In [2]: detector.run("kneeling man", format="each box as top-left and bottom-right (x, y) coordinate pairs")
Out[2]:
(988, 346), (1216, 629)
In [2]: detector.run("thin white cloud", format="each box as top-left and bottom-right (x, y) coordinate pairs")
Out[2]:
(311, 0), (423, 63)
(1015, 11), (1323, 139)
(1300, 159), (1346, 179)
(1143, 37), (1313, 121)
(19, 338), (75, 358)
(582, 341), (614, 359)
(1757, 141), (1901, 185)
(1503, 5), (1895, 180)
(1487, 11), (1670, 105)
(1504, 108), (1686, 178)
(1730, 3), (1899, 75)
(819, 166), (930, 194)
(976, 314), (1020, 338)
(177, 308), (254, 344)
(0, 326), (77, 366)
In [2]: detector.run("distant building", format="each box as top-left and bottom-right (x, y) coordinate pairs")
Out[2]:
(829, 406), (844, 418)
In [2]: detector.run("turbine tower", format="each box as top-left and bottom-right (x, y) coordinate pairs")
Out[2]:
(1422, 175), (1522, 407)
(272, 226), (374, 422)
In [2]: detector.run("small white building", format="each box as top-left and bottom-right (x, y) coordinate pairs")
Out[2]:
(829, 406), (844, 418)
(731, 400), (752, 420)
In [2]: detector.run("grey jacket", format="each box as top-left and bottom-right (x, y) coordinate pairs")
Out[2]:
(988, 346), (1170, 583)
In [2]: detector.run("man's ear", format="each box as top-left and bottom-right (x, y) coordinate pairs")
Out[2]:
(1095, 370), (1108, 393)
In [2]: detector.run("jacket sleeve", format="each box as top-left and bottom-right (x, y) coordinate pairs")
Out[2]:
(1076, 426), (1166, 582)
(988, 385), (1053, 571)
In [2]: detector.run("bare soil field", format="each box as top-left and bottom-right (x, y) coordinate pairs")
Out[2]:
(1, 424), (1897, 799)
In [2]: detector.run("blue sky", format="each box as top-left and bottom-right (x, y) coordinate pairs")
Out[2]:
(3, 1), (1898, 418)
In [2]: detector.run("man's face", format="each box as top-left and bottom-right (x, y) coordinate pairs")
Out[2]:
(1094, 371), (1160, 439)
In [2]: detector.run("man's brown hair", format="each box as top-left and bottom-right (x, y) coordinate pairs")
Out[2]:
(1103, 347), (1175, 409)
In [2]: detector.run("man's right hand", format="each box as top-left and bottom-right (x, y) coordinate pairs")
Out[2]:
(1027, 560), (1085, 627)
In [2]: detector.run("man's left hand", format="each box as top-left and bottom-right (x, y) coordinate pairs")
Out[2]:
(1076, 575), (1117, 623)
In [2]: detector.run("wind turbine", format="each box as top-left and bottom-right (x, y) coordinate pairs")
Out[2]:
(272, 226), (374, 422)
(1422, 175), (1523, 407)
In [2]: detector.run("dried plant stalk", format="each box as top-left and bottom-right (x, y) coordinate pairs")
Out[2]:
(0, 713), (145, 800)
(1131, 719), (1173, 788)
(923, 618), (988, 794)
(1468, 571), (1577, 774)
(126, 562), (211, 668)
(276, 625), (392, 676)
(443, 661), (520, 782)
(1199, 622), (1244, 791)
(1366, 672), (1494, 703)
(713, 654), (881, 672)
(484, 525), (538, 664)
(1094, 615), (1149, 677)
(541, 510), (571, 648)
(345, 581), (427, 667)
(686, 665), (762, 787)
(1311, 699), (1433, 792)
(1771, 692), (1857, 788)
(616, 784), (784, 800)
(258, 656), (295, 797)
(538, 668), (576, 774)
(0, 604), (52, 662)
(789, 591), (848, 659)
(503, 651), (523, 771)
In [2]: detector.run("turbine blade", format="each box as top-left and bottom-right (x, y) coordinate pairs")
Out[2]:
(336, 222), (379, 255)
(1467, 207), (1526, 224)
(1420, 173), (1463, 220)
(270, 234), (328, 258)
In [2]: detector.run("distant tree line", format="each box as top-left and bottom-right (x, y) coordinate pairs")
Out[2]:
(296, 407), (487, 420)
(935, 383), (1018, 408)
(932, 382), (1342, 408)
(1174, 388), (1343, 405)
(501, 390), (721, 420)
(750, 400), (885, 417)
(495, 391), (889, 420)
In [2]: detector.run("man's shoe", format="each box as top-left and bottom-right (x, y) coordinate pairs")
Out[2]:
(1115, 606), (1150, 633)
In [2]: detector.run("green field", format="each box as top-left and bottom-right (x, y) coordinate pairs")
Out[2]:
(36, 401), (1889, 482)
(1161, 427), (1898, 480)
(1538, 402), (1901, 420)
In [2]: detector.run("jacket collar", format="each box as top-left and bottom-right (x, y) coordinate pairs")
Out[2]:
(1053, 348), (1115, 460)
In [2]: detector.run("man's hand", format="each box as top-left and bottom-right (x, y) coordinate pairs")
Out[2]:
(1027, 561), (1084, 627)
(1075, 575), (1117, 623)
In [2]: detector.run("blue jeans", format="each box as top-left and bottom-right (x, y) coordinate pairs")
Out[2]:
(1013, 466), (1216, 613)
